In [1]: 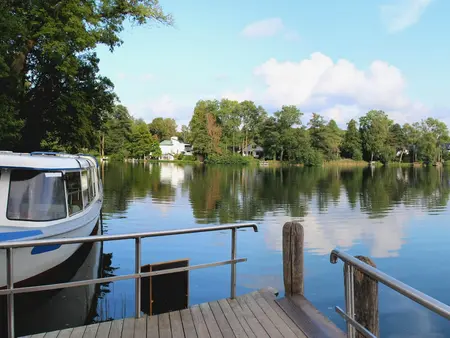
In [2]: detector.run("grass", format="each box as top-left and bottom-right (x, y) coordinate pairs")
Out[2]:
(146, 159), (200, 164)
(323, 159), (368, 167)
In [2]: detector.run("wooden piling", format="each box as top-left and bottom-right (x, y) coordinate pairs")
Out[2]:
(347, 256), (379, 338)
(282, 222), (304, 296)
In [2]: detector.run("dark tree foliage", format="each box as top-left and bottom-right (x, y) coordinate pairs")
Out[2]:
(0, 0), (172, 152)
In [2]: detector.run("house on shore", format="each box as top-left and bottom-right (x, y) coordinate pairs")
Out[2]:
(243, 145), (264, 158)
(159, 136), (193, 160)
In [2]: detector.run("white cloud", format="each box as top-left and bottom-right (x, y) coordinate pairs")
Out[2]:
(263, 193), (426, 258)
(127, 95), (192, 128)
(224, 52), (428, 125)
(380, 0), (433, 33)
(241, 18), (285, 38)
(240, 18), (299, 41)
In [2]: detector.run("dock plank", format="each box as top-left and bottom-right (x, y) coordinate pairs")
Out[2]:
(31, 334), (46, 338)
(56, 328), (73, 338)
(218, 298), (247, 338)
(191, 305), (211, 338)
(209, 300), (236, 338)
(180, 308), (197, 338)
(236, 296), (269, 338)
(250, 292), (298, 338)
(69, 326), (86, 338)
(258, 289), (307, 338)
(82, 324), (98, 338)
(43, 331), (59, 338)
(200, 302), (223, 338)
(122, 318), (135, 337)
(241, 294), (283, 338)
(227, 298), (256, 338)
(159, 312), (171, 338)
(147, 315), (159, 338)
(169, 311), (185, 338)
(94, 321), (111, 338)
(108, 319), (123, 338)
(276, 296), (346, 338)
(134, 317), (147, 338)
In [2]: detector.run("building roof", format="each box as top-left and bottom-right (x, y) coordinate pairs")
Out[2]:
(0, 152), (97, 171)
(160, 140), (173, 146)
(244, 145), (264, 152)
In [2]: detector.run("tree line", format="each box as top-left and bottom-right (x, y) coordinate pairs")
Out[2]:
(183, 99), (450, 166)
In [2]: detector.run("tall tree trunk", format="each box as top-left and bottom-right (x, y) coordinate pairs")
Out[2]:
(232, 133), (235, 153)
(371, 152), (374, 162)
(399, 150), (404, 163)
(280, 149), (284, 162)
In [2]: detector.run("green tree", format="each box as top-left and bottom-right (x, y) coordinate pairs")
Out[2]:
(389, 123), (407, 162)
(240, 100), (267, 152)
(341, 119), (362, 160)
(104, 105), (133, 157)
(189, 100), (220, 157)
(128, 119), (161, 159)
(261, 117), (280, 160)
(274, 105), (302, 160)
(359, 110), (393, 163)
(403, 123), (421, 162)
(217, 99), (241, 152)
(148, 117), (178, 141)
(417, 118), (449, 163)
(308, 114), (341, 160)
(0, 0), (172, 152)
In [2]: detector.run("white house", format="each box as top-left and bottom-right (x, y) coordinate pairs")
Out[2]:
(159, 136), (192, 160)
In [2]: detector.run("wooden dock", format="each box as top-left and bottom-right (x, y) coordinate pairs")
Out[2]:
(21, 288), (345, 338)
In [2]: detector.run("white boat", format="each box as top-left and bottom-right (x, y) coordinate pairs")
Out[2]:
(0, 151), (103, 288)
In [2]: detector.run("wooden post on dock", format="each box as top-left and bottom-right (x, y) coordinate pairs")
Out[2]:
(348, 256), (379, 338)
(282, 222), (304, 296)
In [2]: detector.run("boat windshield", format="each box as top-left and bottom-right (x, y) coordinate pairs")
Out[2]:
(7, 170), (67, 221)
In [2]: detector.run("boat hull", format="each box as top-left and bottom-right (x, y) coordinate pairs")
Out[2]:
(0, 199), (102, 288)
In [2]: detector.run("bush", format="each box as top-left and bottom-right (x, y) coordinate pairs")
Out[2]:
(298, 148), (323, 167)
(352, 149), (363, 161)
(205, 153), (251, 165)
(182, 155), (197, 162)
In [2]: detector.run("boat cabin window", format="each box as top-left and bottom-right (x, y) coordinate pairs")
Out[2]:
(66, 172), (83, 215)
(7, 170), (67, 221)
(81, 170), (89, 208)
(87, 169), (95, 203)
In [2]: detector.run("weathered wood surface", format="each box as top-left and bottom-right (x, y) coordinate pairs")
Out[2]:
(282, 222), (304, 296)
(19, 288), (345, 338)
(351, 256), (379, 338)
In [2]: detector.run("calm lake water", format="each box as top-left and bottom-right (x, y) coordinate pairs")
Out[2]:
(9, 163), (450, 337)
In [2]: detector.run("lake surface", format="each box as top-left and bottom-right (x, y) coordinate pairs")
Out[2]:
(10, 163), (450, 337)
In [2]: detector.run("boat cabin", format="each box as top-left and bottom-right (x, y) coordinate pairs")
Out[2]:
(0, 152), (101, 225)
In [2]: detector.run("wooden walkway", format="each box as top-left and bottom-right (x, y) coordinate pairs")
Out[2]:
(22, 288), (345, 338)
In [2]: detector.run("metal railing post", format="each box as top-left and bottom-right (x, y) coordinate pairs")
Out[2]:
(7, 248), (14, 338)
(230, 228), (237, 299)
(135, 237), (141, 318)
(345, 263), (356, 338)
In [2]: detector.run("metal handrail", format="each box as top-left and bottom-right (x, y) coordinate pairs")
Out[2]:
(2, 223), (258, 338)
(330, 249), (450, 338)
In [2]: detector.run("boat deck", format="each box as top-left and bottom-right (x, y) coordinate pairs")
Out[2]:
(21, 288), (345, 338)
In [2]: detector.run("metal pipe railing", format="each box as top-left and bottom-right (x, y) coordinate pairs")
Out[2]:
(2, 223), (258, 338)
(331, 248), (450, 338)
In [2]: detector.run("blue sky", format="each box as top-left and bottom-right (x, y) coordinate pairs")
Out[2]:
(96, 0), (450, 128)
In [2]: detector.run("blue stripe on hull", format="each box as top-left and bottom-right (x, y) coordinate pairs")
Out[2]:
(0, 230), (43, 242)
(31, 244), (61, 255)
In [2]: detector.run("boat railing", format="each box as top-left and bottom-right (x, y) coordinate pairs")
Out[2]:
(330, 249), (450, 338)
(0, 223), (258, 338)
